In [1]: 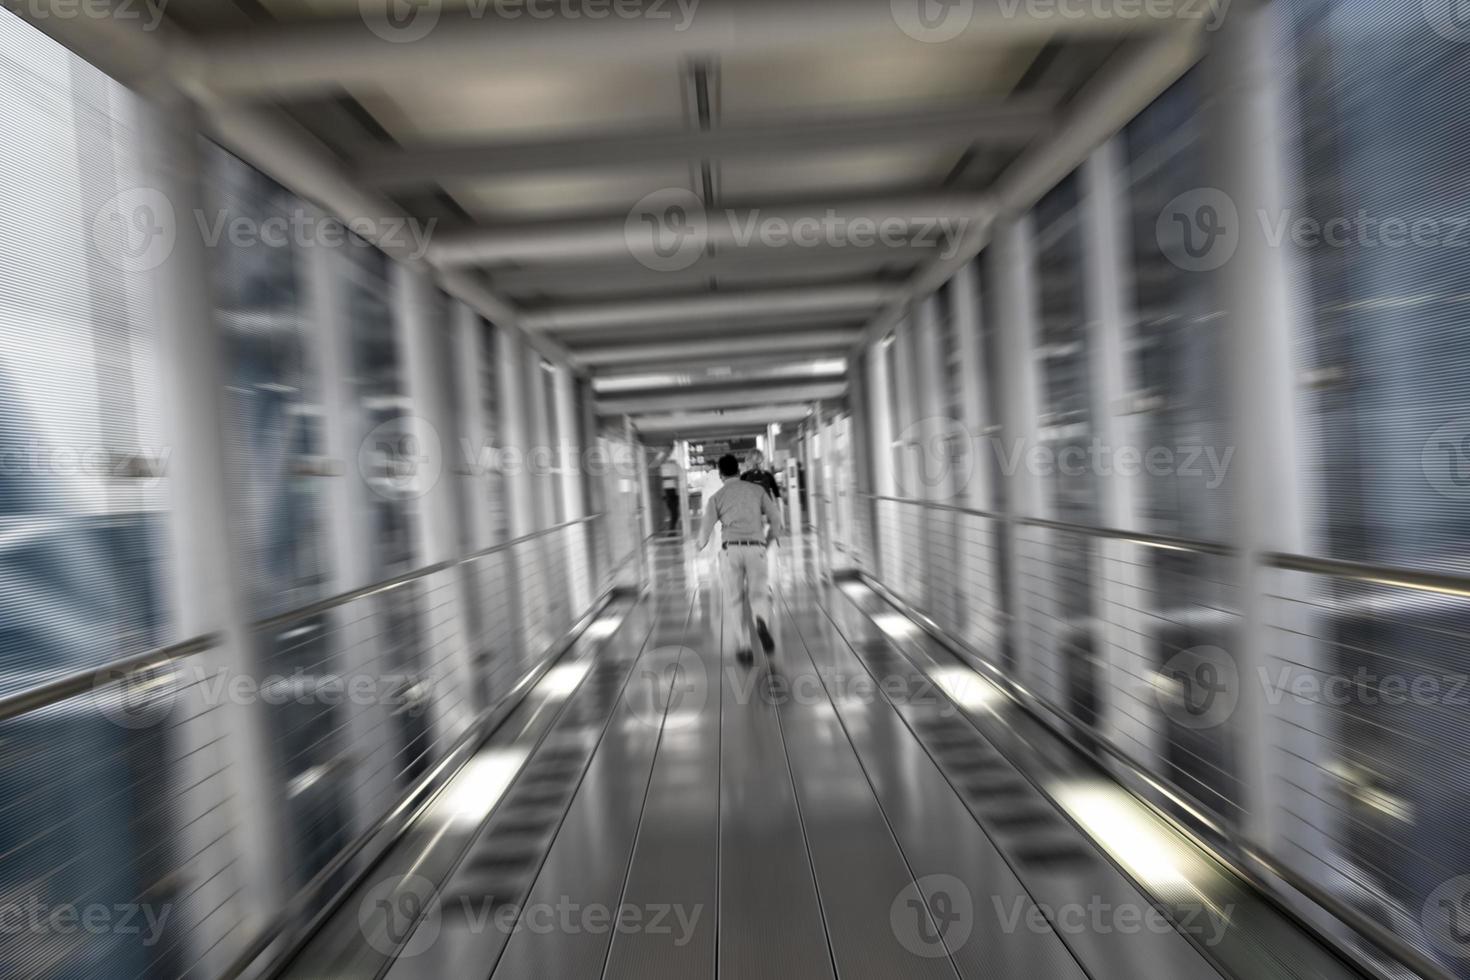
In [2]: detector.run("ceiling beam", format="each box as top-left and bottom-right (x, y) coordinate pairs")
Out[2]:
(490, 244), (929, 296)
(177, 0), (1207, 99)
(354, 99), (1057, 188)
(595, 380), (847, 416)
(428, 194), (990, 267)
(590, 353), (849, 378)
(554, 313), (864, 345)
(631, 405), (815, 435)
(574, 332), (858, 367)
(856, 27), (1207, 351)
(525, 285), (894, 332)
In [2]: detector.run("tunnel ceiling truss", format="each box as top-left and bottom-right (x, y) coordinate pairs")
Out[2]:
(20, 0), (1204, 433)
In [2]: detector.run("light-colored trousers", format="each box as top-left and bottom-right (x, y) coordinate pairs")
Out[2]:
(720, 544), (772, 653)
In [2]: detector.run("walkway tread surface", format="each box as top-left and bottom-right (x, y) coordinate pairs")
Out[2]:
(317, 537), (1355, 980)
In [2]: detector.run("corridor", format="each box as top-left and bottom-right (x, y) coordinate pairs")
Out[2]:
(4, 0), (1469, 977)
(273, 539), (1357, 979)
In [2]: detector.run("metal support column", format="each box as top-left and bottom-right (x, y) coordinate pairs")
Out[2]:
(989, 214), (1046, 682)
(891, 313), (923, 600)
(1080, 138), (1148, 748)
(496, 325), (537, 663)
(1200, 0), (1312, 853)
(552, 363), (591, 612)
(146, 100), (287, 954)
(393, 263), (478, 736)
(303, 220), (399, 836)
(949, 259), (1004, 655)
(914, 294), (951, 611)
(868, 335), (900, 585)
(848, 350), (879, 573)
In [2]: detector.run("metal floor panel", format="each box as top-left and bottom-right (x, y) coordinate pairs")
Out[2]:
(776, 573), (1094, 980)
(812, 587), (1223, 980)
(276, 594), (646, 980)
(832, 576), (1366, 980)
(715, 561), (836, 980)
(375, 589), (672, 980)
(275, 537), (1363, 980)
(485, 597), (697, 979)
(764, 595), (964, 980)
(601, 565), (722, 980)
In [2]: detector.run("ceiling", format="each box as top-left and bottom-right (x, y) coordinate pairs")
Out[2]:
(122, 0), (1205, 439)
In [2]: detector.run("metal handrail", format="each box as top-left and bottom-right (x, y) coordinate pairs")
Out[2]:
(854, 569), (1453, 980)
(1265, 550), (1470, 599)
(0, 514), (606, 726)
(862, 492), (1006, 522)
(220, 557), (638, 980)
(865, 491), (1470, 593)
(856, 492), (1464, 979)
(861, 492), (1235, 558)
(0, 632), (221, 725)
(250, 514), (603, 633)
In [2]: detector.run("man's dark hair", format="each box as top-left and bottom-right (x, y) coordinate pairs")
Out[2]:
(718, 454), (740, 478)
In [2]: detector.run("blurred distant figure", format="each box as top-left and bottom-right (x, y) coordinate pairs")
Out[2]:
(698, 459), (724, 505)
(659, 456), (681, 534)
(741, 449), (780, 501)
(699, 454), (782, 664)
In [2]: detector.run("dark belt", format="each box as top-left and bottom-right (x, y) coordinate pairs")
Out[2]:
(723, 540), (764, 548)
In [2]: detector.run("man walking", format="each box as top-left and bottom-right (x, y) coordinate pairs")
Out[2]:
(659, 455), (682, 534)
(698, 453), (783, 664)
(741, 449), (780, 500)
